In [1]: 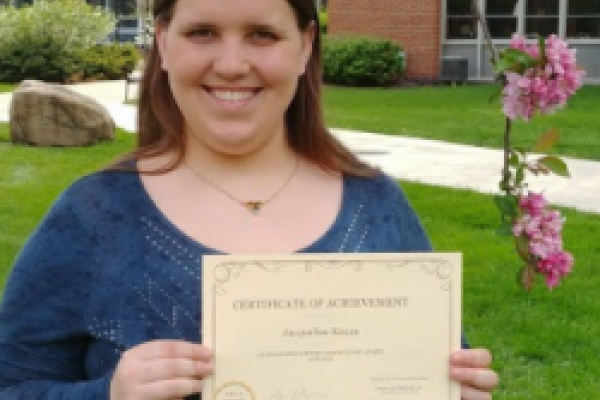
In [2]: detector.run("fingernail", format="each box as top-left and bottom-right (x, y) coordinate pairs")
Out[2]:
(199, 346), (214, 358)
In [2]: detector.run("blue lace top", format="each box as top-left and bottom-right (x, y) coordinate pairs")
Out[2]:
(0, 169), (453, 399)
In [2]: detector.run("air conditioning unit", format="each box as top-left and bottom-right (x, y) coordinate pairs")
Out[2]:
(440, 56), (468, 84)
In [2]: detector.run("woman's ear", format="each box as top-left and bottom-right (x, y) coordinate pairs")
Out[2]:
(299, 21), (316, 76)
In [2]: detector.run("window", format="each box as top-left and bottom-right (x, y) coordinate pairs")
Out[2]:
(112, 0), (137, 16)
(525, 0), (559, 37)
(567, 0), (600, 39)
(486, 0), (518, 38)
(447, 0), (477, 39)
(445, 0), (600, 42)
(486, 0), (517, 14)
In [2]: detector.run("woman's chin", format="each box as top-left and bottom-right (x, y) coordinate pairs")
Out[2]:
(188, 122), (285, 157)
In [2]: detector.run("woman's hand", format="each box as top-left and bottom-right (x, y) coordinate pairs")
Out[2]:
(110, 340), (214, 400)
(450, 348), (498, 400)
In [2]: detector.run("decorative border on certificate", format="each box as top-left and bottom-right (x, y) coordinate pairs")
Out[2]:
(203, 253), (462, 400)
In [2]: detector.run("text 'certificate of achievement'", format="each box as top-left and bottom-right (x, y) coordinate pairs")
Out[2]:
(202, 253), (461, 400)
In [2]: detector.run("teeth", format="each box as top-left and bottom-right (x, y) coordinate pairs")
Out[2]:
(212, 90), (255, 101)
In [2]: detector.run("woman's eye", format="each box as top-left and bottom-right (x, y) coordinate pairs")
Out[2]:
(188, 28), (215, 39)
(250, 30), (278, 41)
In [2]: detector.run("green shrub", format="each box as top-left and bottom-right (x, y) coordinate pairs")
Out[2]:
(318, 9), (328, 34)
(323, 35), (405, 87)
(77, 43), (139, 81)
(0, 0), (116, 83)
(0, 38), (81, 83)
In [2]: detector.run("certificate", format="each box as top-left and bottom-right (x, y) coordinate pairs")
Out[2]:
(202, 253), (461, 400)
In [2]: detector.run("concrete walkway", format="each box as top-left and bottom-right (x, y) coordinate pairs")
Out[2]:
(1, 80), (598, 214)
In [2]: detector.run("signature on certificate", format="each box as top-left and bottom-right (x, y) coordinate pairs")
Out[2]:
(267, 387), (329, 400)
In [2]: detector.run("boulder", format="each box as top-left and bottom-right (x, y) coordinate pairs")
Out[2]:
(9, 80), (115, 147)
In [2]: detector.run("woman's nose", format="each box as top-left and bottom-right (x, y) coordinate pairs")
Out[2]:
(212, 40), (251, 78)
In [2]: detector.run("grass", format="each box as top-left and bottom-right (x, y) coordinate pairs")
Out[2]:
(1, 119), (599, 398)
(405, 180), (600, 399)
(0, 124), (135, 282)
(324, 84), (600, 161)
(0, 84), (17, 93)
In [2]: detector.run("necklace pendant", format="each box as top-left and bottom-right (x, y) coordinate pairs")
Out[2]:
(245, 201), (263, 215)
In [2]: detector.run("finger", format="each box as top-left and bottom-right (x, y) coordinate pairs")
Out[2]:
(450, 349), (492, 368)
(134, 340), (213, 361)
(460, 384), (493, 400)
(140, 359), (213, 383)
(450, 367), (499, 391)
(142, 378), (203, 400)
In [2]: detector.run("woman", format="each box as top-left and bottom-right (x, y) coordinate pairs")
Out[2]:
(0, 0), (498, 399)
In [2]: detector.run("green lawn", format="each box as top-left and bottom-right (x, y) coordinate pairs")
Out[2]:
(324, 84), (600, 161)
(405, 181), (600, 400)
(1, 119), (599, 398)
(0, 124), (135, 277)
(0, 84), (16, 93)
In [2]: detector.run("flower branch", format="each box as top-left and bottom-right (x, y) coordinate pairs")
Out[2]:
(470, 1), (585, 290)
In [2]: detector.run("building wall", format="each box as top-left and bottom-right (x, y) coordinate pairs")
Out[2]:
(328, 0), (441, 79)
(443, 0), (600, 83)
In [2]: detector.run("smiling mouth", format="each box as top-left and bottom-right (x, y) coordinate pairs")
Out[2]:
(206, 87), (261, 102)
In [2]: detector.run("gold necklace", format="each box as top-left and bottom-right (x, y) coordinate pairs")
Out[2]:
(184, 158), (299, 215)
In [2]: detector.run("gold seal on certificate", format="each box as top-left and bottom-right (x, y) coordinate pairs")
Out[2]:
(202, 253), (462, 400)
(213, 381), (256, 400)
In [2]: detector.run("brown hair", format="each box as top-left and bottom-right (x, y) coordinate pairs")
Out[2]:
(126, 0), (374, 177)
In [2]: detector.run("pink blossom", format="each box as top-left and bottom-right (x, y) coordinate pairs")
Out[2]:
(502, 73), (535, 120)
(509, 33), (526, 50)
(519, 192), (546, 216)
(512, 215), (527, 237)
(524, 215), (542, 237)
(540, 210), (564, 236)
(529, 235), (561, 259)
(501, 34), (585, 121)
(509, 33), (539, 58)
(512, 191), (573, 289)
(536, 250), (574, 289)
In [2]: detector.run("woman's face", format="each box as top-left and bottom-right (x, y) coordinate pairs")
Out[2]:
(156, 0), (314, 157)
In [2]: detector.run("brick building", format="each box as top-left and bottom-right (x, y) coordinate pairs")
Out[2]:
(328, 0), (600, 83)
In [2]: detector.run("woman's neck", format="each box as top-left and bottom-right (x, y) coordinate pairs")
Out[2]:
(183, 129), (297, 179)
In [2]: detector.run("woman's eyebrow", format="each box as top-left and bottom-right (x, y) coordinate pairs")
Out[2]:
(177, 18), (286, 34)
(179, 20), (217, 29)
(245, 22), (282, 32)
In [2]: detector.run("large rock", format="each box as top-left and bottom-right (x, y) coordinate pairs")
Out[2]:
(9, 80), (115, 146)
